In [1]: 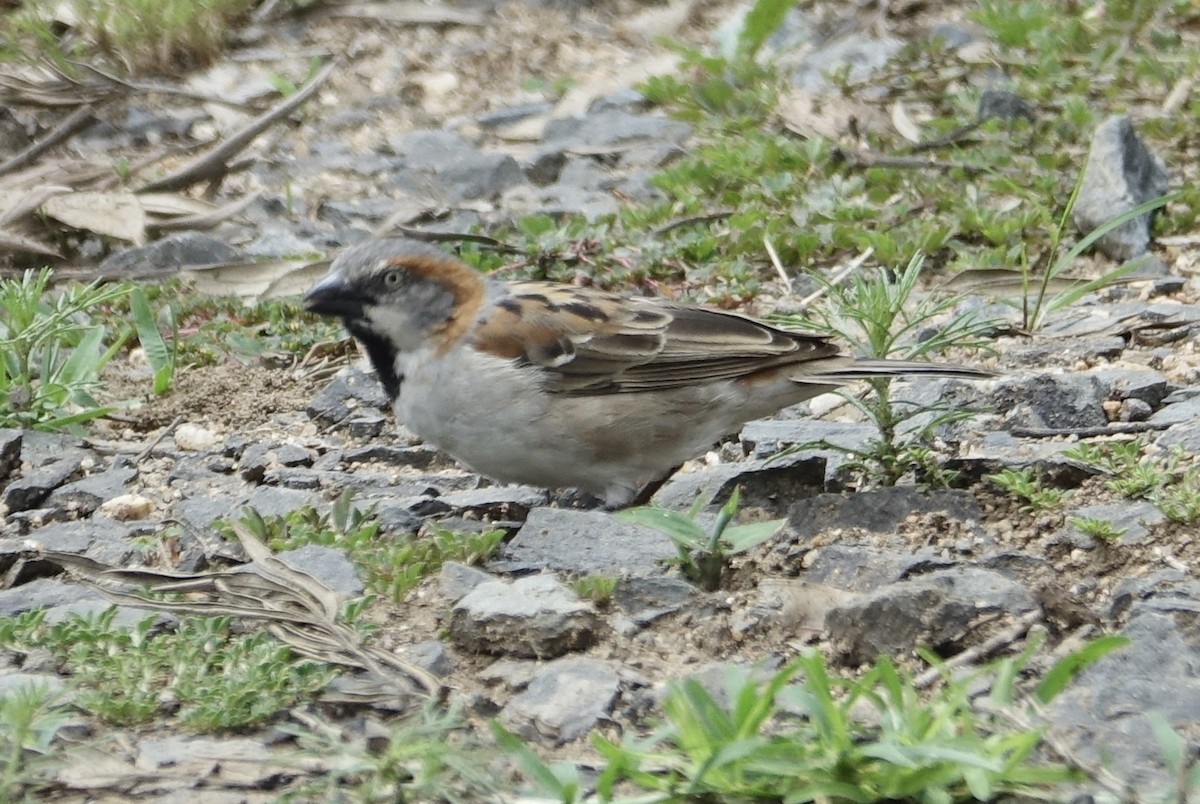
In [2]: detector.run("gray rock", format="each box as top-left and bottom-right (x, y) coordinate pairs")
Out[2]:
(307, 365), (391, 426)
(0, 428), (21, 480)
(739, 418), (875, 461)
(1157, 424), (1200, 455)
(1149, 392), (1200, 426)
(343, 444), (448, 470)
(43, 466), (137, 517)
(2, 456), (83, 512)
(387, 130), (525, 203)
(944, 430), (1093, 486)
(542, 108), (691, 148)
(786, 488), (983, 542)
(371, 501), (423, 536)
(434, 485), (549, 520)
(0, 672), (66, 699)
(1072, 115), (1171, 261)
(994, 373), (1107, 430)
(612, 577), (696, 625)
(1060, 502), (1164, 547)
(500, 657), (620, 745)
(447, 574), (602, 659)
(654, 454), (826, 513)
(346, 411), (387, 439)
(977, 88), (1035, 123)
(98, 232), (241, 277)
(277, 545), (363, 597)
(477, 102), (553, 129)
(1045, 605), (1200, 795)
(503, 507), (675, 577)
(804, 546), (953, 592)
(440, 561), (495, 601)
(399, 640), (454, 677)
(0, 578), (100, 617)
(24, 518), (138, 565)
(1118, 398), (1152, 422)
(826, 567), (1038, 665)
(275, 444), (314, 467)
(792, 34), (902, 93)
(1089, 368), (1174, 409)
(42, 599), (169, 630)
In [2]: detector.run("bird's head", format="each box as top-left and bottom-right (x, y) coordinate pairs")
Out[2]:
(305, 238), (485, 398)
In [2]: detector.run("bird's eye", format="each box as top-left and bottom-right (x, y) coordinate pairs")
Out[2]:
(383, 269), (403, 288)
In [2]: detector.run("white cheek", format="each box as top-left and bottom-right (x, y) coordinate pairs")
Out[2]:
(365, 304), (424, 351)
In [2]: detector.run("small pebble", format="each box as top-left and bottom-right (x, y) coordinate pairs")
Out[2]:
(174, 423), (219, 451)
(98, 493), (154, 521)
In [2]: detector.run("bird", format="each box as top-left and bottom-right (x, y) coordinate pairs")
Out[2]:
(304, 238), (992, 508)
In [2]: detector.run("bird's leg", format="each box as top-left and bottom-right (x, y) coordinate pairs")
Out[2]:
(618, 464), (684, 510)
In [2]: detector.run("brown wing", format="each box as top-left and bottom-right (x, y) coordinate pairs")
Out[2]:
(471, 282), (842, 394)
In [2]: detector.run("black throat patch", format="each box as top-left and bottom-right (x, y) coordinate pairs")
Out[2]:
(346, 319), (403, 400)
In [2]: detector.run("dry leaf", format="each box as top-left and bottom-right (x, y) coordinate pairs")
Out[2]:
(42, 191), (146, 244)
(182, 259), (329, 301)
(890, 100), (922, 144)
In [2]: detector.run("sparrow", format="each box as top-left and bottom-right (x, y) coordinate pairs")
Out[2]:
(305, 238), (992, 508)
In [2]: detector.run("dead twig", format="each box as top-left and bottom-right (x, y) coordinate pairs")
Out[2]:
(832, 148), (985, 176)
(1012, 422), (1172, 439)
(797, 247), (873, 311)
(0, 106), (97, 178)
(913, 610), (1043, 690)
(133, 415), (184, 463)
(650, 210), (734, 238)
(138, 60), (337, 193)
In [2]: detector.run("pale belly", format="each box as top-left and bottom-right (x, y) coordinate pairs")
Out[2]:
(391, 345), (793, 499)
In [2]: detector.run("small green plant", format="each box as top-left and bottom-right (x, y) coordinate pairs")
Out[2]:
(616, 486), (782, 591)
(0, 607), (334, 732)
(500, 637), (1128, 802)
(130, 285), (177, 396)
(1068, 516), (1126, 544)
(774, 254), (996, 487)
(287, 702), (502, 802)
(222, 493), (505, 602)
(0, 682), (71, 802)
(0, 269), (130, 430)
(3, 0), (260, 75)
(988, 468), (1065, 513)
(569, 575), (618, 608)
(1155, 467), (1200, 525)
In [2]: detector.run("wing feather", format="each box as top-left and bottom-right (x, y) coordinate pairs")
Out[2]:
(470, 282), (842, 395)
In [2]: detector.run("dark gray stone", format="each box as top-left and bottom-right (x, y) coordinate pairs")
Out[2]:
(1072, 115), (1171, 261)
(500, 657), (620, 745)
(477, 102), (552, 129)
(0, 672), (66, 699)
(98, 232), (241, 277)
(542, 108), (691, 148)
(343, 444), (447, 470)
(275, 444), (314, 467)
(654, 454), (826, 514)
(387, 130), (525, 203)
(0, 428), (21, 480)
(792, 34), (902, 93)
(43, 466), (137, 517)
(1150, 393), (1200, 426)
(825, 568), (1038, 665)
(433, 486), (548, 520)
(803, 546), (953, 592)
(786, 488), (983, 542)
(1118, 398), (1152, 422)
(1045, 605), (1200, 795)
(1060, 502), (1164, 547)
(399, 640), (454, 677)
(447, 574), (602, 659)
(944, 430), (1094, 486)
(25, 518), (137, 565)
(994, 373), (1107, 430)
(1156, 424), (1200, 455)
(440, 561), (495, 601)
(0, 578), (100, 617)
(977, 88), (1035, 122)
(371, 502), (423, 536)
(277, 545), (363, 597)
(307, 365), (391, 427)
(612, 577), (696, 625)
(504, 508), (675, 577)
(1089, 368), (1173, 409)
(2, 456), (83, 512)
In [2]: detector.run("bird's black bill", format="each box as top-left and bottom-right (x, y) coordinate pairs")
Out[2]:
(304, 278), (364, 319)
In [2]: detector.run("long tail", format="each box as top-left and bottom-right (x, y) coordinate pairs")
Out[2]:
(807, 358), (996, 382)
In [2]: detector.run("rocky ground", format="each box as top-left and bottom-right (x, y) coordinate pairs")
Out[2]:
(2, 0), (1200, 801)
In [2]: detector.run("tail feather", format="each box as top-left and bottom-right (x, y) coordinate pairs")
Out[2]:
(805, 359), (995, 383)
